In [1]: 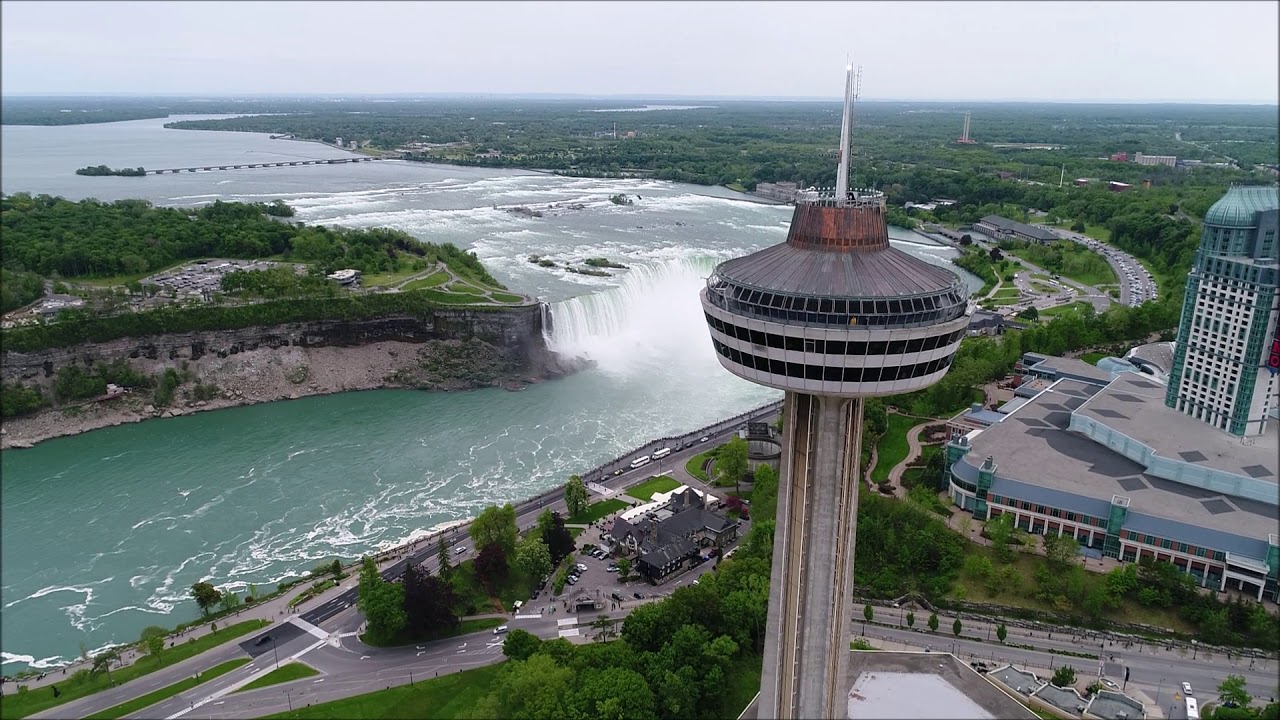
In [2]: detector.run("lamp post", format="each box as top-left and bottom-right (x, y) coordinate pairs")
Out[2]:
(1192, 640), (1198, 660)
(270, 635), (280, 671)
(1155, 677), (1164, 706)
(285, 688), (293, 712)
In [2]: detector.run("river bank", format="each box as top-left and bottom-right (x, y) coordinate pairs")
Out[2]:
(1, 337), (575, 451)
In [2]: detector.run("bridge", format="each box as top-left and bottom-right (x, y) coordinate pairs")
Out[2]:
(147, 157), (386, 175)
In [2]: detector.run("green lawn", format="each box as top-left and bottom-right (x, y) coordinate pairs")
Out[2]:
(399, 271), (449, 291)
(259, 662), (506, 719)
(444, 282), (486, 295)
(490, 292), (525, 304)
(448, 561), (536, 617)
(362, 265), (431, 288)
(420, 290), (491, 305)
(1081, 223), (1112, 243)
(1081, 352), (1108, 365)
(625, 475), (680, 501)
(566, 498), (628, 525)
(0, 619), (271, 719)
(1037, 301), (1094, 319)
(235, 662), (319, 693)
(85, 658), (251, 719)
(716, 653), (764, 718)
(685, 446), (720, 482)
(568, 527), (584, 538)
(871, 414), (920, 484)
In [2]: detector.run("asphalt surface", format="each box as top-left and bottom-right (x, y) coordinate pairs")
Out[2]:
(1040, 226), (1159, 307)
(35, 405), (780, 720)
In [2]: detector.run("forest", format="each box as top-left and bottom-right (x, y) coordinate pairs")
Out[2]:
(0, 194), (500, 286)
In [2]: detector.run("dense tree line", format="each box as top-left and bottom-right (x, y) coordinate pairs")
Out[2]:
(0, 194), (501, 287)
(75, 165), (146, 177)
(1, 268), (44, 313)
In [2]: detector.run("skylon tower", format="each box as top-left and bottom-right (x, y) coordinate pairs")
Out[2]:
(699, 66), (971, 719)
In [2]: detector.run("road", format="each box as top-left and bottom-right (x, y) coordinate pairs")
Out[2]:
(966, 234), (1112, 314)
(1040, 227), (1158, 307)
(32, 405), (780, 720)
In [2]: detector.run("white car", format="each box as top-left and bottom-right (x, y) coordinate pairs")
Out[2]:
(454, 546), (468, 555)
(1182, 682), (1194, 696)
(494, 625), (509, 635)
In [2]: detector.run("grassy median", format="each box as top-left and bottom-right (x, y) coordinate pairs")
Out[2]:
(235, 662), (319, 693)
(0, 619), (270, 719)
(260, 662), (506, 719)
(84, 658), (251, 719)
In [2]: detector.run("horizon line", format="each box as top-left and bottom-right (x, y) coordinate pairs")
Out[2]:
(1, 91), (1277, 106)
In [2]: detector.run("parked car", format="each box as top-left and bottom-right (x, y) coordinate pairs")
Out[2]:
(454, 546), (468, 555)
(633, 592), (644, 599)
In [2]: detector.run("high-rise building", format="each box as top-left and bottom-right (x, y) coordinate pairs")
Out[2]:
(699, 66), (969, 719)
(1167, 185), (1280, 436)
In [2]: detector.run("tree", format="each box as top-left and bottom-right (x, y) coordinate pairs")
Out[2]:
(470, 504), (518, 557)
(1051, 665), (1077, 688)
(996, 622), (1007, 643)
(1017, 305), (1040, 321)
(91, 649), (119, 682)
(1218, 674), (1251, 708)
(474, 542), (509, 591)
(436, 537), (452, 579)
(515, 535), (552, 592)
(863, 604), (874, 623)
(986, 513), (1015, 562)
(1044, 534), (1080, 568)
(538, 510), (575, 564)
(357, 556), (406, 645)
(189, 582), (221, 616)
(564, 475), (589, 519)
(402, 562), (459, 641)
(617, 557), (632, 578)
(752, 463), (779, 521)
(329, 559), (343, 577)
(502, 629), (542, 661)
(952, 617), (963, 636)
(218, 592), (240, 614)
(906, 611), (915, 628)
(927, 612), (939, 632)
(717, 436), (749, 494)
(143, 632), (165, 664)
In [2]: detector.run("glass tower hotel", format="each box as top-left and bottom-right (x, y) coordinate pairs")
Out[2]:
(944, 186), (1280, 602)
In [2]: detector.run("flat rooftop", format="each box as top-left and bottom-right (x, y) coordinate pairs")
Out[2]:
(846, 652), (1035, 720)
(1024, 353), (1115, 384)
(1076, 372), (1278, 484)
(959, 377), (1278, 555)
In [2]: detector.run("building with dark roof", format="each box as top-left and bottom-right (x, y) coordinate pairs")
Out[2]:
(607, 487), (740, 584)
(974, 215), (1060, 244)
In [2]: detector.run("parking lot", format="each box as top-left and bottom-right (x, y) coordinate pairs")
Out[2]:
(1051, 231), (1159, 306)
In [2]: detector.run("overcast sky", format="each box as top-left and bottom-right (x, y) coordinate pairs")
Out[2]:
(3, 1), (1277, 103)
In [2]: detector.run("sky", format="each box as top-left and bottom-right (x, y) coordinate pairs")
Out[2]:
(2, 1), (1277, 103)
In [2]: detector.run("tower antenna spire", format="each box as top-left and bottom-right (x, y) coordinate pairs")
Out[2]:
(835, 63), (855, 203)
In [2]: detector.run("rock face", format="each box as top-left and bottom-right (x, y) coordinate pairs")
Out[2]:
(0, 306), (590, 449)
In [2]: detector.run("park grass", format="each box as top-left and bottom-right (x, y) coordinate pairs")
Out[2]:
(625, 475), (680, 501)
(1038, 301), (1093, 319)
(84, 658), (252, 719)
(568, 527), (584, 538)
(724, 182), (748, 193)
(490, 292), (525, 304)
(567, 498), (628, 525)
(420, 289), (492, 305)
(0, 619), (270, 719)
(1081, 352), (1108, 365)
(399, 271), (449, 291)
(685, 446), (720, 482)
(1082, 223), (1112, 243)
(871, 414), (920, 484)
(258, 661), (506, 719)
(235, 662), (319, 693)
(445, 282), (486, 295)
(449, 561), (536, 616)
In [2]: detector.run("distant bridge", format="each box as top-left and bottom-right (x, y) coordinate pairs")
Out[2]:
(147, 157), (387, 175)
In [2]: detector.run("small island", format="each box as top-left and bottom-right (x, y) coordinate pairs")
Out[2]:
(75, 165), (147, 177)
(584, 257), (628, 269)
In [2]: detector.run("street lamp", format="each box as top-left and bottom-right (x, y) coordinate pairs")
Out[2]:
(1192, 640), (1198, 660)
(270, 635), (280, 671)
(1156, 677), (1164, 706)
(285, 687), (293, 712)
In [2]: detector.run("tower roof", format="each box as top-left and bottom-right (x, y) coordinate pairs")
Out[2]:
(715, 239), (962, 299)
(1203, 185), (1279, 228)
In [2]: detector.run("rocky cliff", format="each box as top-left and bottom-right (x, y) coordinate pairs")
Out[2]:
(1, 305), (586, 449)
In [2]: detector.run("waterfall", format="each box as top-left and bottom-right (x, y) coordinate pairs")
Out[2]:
(545, 255), (721, 374)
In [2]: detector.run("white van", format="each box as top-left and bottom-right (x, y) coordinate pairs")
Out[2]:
(493, 625), (509, 635)
(629, 456), (652, 469)
(512, 600), (523, 612)
(652, 447), (672, 460)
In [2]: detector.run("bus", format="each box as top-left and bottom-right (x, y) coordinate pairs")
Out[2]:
(1185, 697), (1199, 720)
(629, 455), (652, 470)
(652, 447), (672, 460)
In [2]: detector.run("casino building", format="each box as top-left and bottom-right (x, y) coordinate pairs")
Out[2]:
(944, 186), (1280, 602)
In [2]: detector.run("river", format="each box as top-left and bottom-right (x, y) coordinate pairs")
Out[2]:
(0, 116), (980, 670)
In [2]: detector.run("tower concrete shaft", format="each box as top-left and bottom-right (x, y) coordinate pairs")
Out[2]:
(760, 392), (864, 719)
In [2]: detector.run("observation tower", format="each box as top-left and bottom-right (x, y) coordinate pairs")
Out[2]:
(699, 66), (971, 719)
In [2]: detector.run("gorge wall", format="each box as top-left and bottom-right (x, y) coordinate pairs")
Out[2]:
(1, 304), (584, 449)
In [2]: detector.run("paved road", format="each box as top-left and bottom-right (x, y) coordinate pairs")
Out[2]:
(1040, 227), (1159, 307)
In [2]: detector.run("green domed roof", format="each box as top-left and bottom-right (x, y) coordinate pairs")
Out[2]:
(1203, 186), (1279, 228)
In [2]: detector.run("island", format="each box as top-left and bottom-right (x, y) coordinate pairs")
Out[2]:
(75, 164), (147, 177)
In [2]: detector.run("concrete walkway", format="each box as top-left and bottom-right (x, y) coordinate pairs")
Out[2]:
(885, 421), (933, 499)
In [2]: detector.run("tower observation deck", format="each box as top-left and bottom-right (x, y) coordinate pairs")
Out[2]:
(699, 66), (970, 720)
